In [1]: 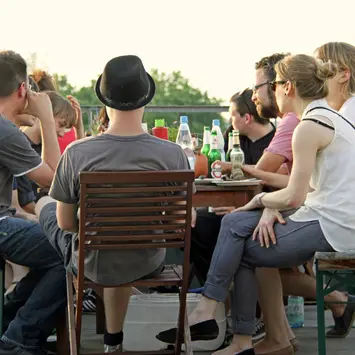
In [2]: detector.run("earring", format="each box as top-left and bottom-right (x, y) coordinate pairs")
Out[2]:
(284, 93), (287, 96)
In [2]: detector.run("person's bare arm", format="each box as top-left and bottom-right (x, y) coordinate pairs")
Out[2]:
(11, 190), (37, 221)
(68, 96), (85, 140)
(24, 91), (61, 186)
(255, 151), (286, 173)
(57, 201), (78, 232)
(259, 122), (333, 209)
(242, 165), (290, 189)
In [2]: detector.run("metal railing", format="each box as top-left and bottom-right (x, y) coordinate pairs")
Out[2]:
(81, 105), (230, 129)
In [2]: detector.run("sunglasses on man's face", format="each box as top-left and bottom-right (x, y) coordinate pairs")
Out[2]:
(270, 80), (287, 92)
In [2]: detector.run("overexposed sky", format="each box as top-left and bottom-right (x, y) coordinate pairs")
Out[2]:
(3, 0), (355, 103)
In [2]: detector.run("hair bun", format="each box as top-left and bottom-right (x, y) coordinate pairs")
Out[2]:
(316, 60), (338, 81)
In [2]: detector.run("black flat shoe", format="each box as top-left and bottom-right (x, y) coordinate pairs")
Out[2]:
(327, 294), (355, 338)
(235, 348), (255, 355)
(156, 319), (219, 343)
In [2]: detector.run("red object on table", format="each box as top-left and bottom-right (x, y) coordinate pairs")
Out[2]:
(152, 119), (169, 140)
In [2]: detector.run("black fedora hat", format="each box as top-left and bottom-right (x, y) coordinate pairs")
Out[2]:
(95, 55), (155, 111)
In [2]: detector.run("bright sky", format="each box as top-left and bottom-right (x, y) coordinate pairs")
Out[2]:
(3, 0), (355, 104)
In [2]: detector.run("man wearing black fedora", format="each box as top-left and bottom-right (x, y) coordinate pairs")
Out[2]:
(35, 55), (192, 352)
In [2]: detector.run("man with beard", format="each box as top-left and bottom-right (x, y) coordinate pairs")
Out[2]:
(251, 53), (299, 174)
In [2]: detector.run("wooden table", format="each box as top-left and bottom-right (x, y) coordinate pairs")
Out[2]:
(192, 182), (263, 208)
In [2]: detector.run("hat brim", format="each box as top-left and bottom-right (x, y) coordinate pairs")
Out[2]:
(95, 73), (156, 111)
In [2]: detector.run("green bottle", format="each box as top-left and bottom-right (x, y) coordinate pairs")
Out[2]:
(201, 126), (211, 158)
(208, 131), (222, 178)
(226, 132), (233, 162)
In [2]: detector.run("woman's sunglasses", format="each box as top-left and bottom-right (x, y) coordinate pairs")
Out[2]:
(270, 80), (287, 92)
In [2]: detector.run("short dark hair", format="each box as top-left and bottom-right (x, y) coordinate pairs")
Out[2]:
(0, 50), (27, 97)
(255, 53), (290, 81)
(230, 89), (269, 125)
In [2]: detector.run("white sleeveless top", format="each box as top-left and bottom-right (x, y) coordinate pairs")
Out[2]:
(289, 98), (355, 251)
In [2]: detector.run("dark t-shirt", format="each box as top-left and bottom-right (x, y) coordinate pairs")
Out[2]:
(240, 125), (276, 164)
(223, 124), (276, 165)
(0, 116), (42, 217)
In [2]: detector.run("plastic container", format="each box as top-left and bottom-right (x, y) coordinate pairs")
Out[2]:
(287, 295), (304, 328)
(176, 116), (195, 170)
(123, 293), (226, 352)
(211, 119), (226, 162)
(152, 119), (169, 140)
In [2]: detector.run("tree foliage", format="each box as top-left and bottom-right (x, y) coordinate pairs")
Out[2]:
(54, 69), (225, 137)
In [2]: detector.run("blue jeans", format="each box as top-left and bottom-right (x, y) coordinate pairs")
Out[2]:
(0, 217), (66, 349)
(203, 210), (334, 335)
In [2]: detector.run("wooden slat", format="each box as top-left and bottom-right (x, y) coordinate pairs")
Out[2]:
(80, 170), (195, 184)
(86, 224), (185, 232)
(85, 241), (184, 250)
(318, 260), (355, 271)
(86, 186), (187, 193)
(85, 214), (186, 223)
(86, 205), (186, 213)
(88, 233), (185, 242)
(86, 195), (187, 204)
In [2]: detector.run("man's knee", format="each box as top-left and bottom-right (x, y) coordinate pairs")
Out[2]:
(35, 196), (56, 218)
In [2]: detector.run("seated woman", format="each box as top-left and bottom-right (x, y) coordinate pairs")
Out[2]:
(157, 54), (355, 355)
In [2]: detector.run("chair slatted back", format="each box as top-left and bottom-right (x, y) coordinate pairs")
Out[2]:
(78, 170), (194, 252)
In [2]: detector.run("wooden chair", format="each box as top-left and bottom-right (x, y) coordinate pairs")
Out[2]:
(0, 257), (5, 335)
(67, 170), (194, 355)
(315, 252), (355, 355)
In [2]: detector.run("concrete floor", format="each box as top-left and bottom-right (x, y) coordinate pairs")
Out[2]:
(80, 305), (355, 355)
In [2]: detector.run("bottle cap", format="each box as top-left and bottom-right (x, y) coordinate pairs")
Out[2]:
(212, 119), (220, 126)
(180, 116), (188, 124)
(155, 119), (165, 127)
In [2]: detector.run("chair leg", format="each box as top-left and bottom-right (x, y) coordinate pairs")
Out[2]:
(0, 258), (5, 336)
(56, 312), (69, 355)
(67, 272), (78, 355)
(95, 288), (106, 334)
(316, 265), (326, 355)
(75, 279), (84, 349)
(183, 307), (192, 355)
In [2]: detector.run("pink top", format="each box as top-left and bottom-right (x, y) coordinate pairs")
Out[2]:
(264, 112), (299, 173)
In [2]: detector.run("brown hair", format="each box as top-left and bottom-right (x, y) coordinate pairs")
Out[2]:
(0, 50), (27, 97)
(230, 89), (269, 125)
(31, 70), (57, 91)
(46, 91), (76, 128)
(316, 42), (355, 95)
(275, 54), (337, 100)
(255, 53), (290, 81)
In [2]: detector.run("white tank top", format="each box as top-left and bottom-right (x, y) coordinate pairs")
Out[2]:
(289, 99), (355, 251)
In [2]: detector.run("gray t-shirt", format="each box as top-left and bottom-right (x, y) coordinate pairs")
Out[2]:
(49, 133), (191, 285)
(0, 116), (42, 217)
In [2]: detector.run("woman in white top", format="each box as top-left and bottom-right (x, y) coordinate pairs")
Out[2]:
(157, 55), (355, 355)
(242, 42), (355, 353)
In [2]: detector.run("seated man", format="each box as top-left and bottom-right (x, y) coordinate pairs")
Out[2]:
(191, 88), (276, 283)
(0, 50), (66, 355)
(35, 55), (193, 353)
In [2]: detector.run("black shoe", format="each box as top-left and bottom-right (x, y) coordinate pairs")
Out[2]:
(156, 319), (219, 344)
(327, 294), (355, 338)
(235, 349), (255, 355)
(0, 341), (47, 355)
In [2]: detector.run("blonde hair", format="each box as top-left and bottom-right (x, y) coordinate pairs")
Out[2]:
(275, 54), (337, 100)
(46, 91), (76, 128)
(316, 42), (355, 95)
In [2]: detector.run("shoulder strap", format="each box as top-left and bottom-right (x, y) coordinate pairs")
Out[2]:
(305, 106), (355, 131)
(302, 118), (334, 131)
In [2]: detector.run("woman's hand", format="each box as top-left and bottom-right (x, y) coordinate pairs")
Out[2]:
(232, 194), (263, 213)
(252, 208), (286, 248)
